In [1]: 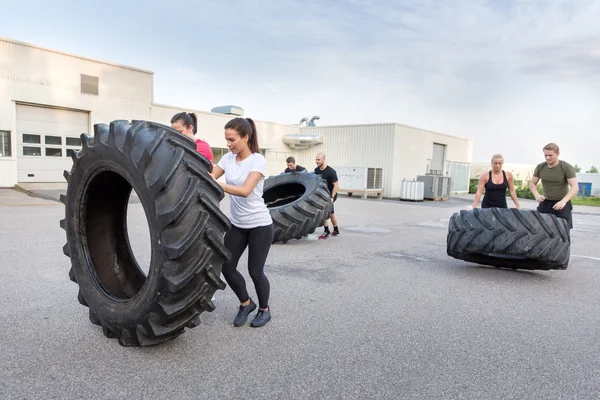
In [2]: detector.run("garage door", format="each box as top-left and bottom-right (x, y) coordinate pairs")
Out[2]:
(16, 104), (90, 183)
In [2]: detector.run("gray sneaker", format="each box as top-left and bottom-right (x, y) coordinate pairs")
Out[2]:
(233, 299), (257, 327)
(250, 308), (272, 328)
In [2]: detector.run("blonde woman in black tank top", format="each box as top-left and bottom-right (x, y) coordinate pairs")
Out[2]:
(472, 154), (521, 210)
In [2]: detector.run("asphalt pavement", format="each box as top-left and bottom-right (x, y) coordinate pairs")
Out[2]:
(1, 189), (599, 400)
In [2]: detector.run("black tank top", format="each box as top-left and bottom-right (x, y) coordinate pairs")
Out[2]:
(482, 170), (508, 208)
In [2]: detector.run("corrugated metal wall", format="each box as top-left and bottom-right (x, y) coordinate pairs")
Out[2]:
(294, 124), (396, 197)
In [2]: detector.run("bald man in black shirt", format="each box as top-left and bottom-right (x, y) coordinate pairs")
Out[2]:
(314, 152), (340, 238)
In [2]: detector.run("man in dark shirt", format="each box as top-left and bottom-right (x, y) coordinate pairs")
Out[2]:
(284, 156), (307, 173)
(314, 152), (340, 238)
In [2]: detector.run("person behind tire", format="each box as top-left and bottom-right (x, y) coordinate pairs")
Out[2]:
(209, 117), (274, 328)
(314, 152), (340, 237)
(172, 111), (218, 301)
(529, 142), (578, 229)
(171, 112), (214, 164)
(284, 156), (306, 173)
(472, 154), (520, 209)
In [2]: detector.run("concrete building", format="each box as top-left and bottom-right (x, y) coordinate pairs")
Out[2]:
(294, 124), (473, 197)
(0, 37), (473, 198)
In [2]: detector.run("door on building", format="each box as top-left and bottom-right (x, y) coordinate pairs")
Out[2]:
(16, 104), (90, 183)
(430, 143), (446, 174)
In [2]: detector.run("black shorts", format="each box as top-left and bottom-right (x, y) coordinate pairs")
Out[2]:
(537, 199), (573, 229)
(330, 194), (337, 215)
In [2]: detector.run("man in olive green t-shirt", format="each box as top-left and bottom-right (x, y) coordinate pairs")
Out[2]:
(529, 143), (578, 228)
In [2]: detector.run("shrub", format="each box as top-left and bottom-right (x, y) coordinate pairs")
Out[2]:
(516, 183), (543, 200)
(469, 178), (479, 194)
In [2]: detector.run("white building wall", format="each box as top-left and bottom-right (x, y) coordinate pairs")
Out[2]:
(0, 37), (154, 124)
(0, 36), (474, 191)
(289, 123), (473, 198)
(0, 37), (154, 186)
(294, 124), (396, 197)
(0, 158), (17, 186)
(392, 124), (473, 196)
(0, 37), (298, 185)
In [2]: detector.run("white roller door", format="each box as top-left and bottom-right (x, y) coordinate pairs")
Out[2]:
(16, 104), (90, 182)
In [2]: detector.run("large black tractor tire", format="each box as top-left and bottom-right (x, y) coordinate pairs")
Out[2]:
(60, 120), (231, 347)
(262, 172), (332, 243)
(447, 207), (571, 270)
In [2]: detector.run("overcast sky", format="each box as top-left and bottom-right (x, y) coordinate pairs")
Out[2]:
(3, 0), (599, 168)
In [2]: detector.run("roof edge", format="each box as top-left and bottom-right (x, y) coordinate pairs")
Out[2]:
(0, 36), (154, 75)
(301, 122), (470, 141)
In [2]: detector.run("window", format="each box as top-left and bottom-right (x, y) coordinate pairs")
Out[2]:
(46, 148), (62, 157)
(211, 147), (230, 165)
(66, 149), (78, 158)
(0, 130), (10, 157)
(23, 134), (41, 144)
(45, 136), (62, 145)
(66, 137), (81, 146)
(23, 146), (41, 156)
(81, 74), (99, 95)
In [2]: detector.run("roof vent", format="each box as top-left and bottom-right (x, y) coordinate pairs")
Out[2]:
(282, 133), (323, 150)
(211, 105), (244, 116)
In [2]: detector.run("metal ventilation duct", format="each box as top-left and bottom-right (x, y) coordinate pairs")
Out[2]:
(211, 105), (244, 116)
(282, 133), (323, 149)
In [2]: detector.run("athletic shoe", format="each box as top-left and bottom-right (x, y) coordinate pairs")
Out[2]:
(233, 299), (257, 327)
(319, 232), (330, 239)
(250, 308), (272, 327)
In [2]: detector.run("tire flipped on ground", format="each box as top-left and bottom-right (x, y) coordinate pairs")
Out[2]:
(262, 171), (332, 243)
(446, 207), (571, 270)
(60, 120), (232, 347)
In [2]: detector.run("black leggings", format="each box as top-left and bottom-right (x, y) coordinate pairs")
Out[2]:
(221, 224), (274, 309)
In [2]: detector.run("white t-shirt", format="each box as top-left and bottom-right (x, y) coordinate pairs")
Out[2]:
(217, 152), (273, 229)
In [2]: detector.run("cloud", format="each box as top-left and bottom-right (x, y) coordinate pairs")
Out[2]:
(517, 35), (600, 79)
(2, 0), (600, 166)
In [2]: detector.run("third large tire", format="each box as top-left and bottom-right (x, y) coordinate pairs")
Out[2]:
(447, 207), (571, 270)
(262, 172), (332, 243)
(61, 120), (231, 346)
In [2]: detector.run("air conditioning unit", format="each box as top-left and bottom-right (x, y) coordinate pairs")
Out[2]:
(416, 175), (451, 201)
(336, 167), (383, 190)
(399, 179), (424, 201)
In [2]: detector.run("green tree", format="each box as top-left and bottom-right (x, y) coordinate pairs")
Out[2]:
(573, 164), (581, 173)
(586, 166), (598, 173)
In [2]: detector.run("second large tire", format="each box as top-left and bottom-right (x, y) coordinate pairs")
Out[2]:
(262, 172), (332, 243)
(61, 120), (232, 347)
(447, 207), (571, 270)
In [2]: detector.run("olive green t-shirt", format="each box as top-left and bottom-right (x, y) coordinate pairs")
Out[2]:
(533, 160), (576, 201)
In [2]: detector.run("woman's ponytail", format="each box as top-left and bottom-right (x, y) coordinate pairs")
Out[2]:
(189, 113), (198, 134)
(246, 118), (259, 153)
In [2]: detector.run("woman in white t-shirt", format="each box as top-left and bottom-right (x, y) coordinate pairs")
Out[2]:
(209, 117), (274, 328)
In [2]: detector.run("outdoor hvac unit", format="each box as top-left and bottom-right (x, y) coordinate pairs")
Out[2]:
(336, 166), (383, 190)
(416, 175), (451, 201)
(399, 179), (424, 201)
